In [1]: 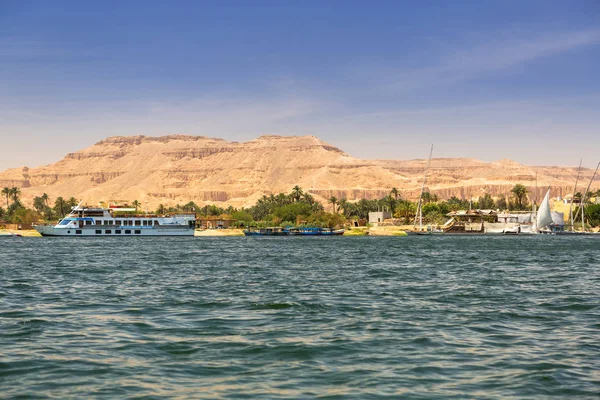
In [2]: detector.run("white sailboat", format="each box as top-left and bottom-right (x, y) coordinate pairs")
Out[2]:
(406, 145), (443, 235)
(535, 189), (553, 233)
(415, 144), (433, 231)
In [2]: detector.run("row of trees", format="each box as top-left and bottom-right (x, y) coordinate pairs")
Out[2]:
(3, 184), (600, 228)
(1, 186), (82, 225)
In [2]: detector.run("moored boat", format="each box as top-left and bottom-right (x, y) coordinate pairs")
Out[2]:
(288, 227), (345, 236)
(34, 204), (196, 236)
(243, 227), (344, 236)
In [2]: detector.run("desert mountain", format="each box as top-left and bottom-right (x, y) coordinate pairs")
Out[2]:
(0, 135), (597, 209)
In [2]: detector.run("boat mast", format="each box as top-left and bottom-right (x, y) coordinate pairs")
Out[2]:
(568, 159), (582, 231)
(574, 161), (600, 231)
(414, 144), (433, 230)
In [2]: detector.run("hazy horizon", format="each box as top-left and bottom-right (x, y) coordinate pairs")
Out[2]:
(2, 1), (600, 170)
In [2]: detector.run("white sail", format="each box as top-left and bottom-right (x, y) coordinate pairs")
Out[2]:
(536, 190), (553, 230)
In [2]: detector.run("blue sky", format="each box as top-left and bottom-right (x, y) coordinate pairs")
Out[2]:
(1, 0), (599, 170)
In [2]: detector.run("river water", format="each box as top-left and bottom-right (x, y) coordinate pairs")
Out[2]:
(1, 236), (599, 398)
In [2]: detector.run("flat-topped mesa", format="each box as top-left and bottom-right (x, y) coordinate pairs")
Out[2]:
(94, 135), (227, 146)
(0, 134), (597, 209)
(248, 134), (347, 154)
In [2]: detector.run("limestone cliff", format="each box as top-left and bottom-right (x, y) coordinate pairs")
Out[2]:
(0, 135), (597, 209)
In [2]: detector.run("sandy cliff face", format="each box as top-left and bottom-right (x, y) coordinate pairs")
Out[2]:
(0, 135), (597, 209)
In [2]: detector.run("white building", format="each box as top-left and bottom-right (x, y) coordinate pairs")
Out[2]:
(368, 211), (392, 225)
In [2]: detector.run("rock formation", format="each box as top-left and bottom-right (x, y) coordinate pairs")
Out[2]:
(0, 134), (597, 209)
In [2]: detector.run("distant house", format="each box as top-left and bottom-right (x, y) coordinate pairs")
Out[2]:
(368, 211), (392, 225)
(196, 216), (236, 229)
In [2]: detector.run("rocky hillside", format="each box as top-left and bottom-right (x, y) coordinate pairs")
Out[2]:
(0, 135), (597, 209)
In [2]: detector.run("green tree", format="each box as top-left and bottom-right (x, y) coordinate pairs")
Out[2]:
(7, 199), (24, 220)
(67, 197), (78, 209)
(478, 193), (495, 209)
(11, 207), (38, 225)
(41, 193), (49, 207)
(231, 210), (254, 227)
(302, 192), (316, 205)
(328, 196), (338, 214)
(182, 201), (199, 212)
(9, 187), (21, 202)
(585, 204), (600, 227)
(445, 196), (469, 211)
(496, 195), (508, 210)
(273, 203), (313, 223)
(132, 200), (141, 211)
(291, 186), (304, 202)
(584, 191), (595, 204)
(511, 184), (529, 210)
(156, 204), (167, 215)
(2, 187), (10, 209)
(54, 197), (67, 218)
(421, 191), (438, 204)
(381, 195), (397, 215)
(33, 196), (47, 213)
(390, 187), (400, 201)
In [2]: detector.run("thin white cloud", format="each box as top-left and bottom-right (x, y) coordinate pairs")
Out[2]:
(384, 29), (600, 90)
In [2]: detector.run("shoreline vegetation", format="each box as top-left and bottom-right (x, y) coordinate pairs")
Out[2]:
(2, 184), (600, 237)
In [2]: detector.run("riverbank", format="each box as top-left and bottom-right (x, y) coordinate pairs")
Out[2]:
(0, 229), (41, 237)
(195, 229), (246, 237)
(2, 227), (411, 237)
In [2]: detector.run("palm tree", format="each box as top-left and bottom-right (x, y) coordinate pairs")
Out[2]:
(1, 187), (10, 208)
(585, 191), (595, 204)
(33, 196), (46, 212)
(421, 191), (432, 204)
(132, 200), (141, 211)
(41, 193), (49, 208)
(511, 184), (528, 210)
(9, 187), (21, 202)
(382, 195), (397, 215)
(302, 193), (315, 204)
(329, 196), (338, 214)
(156, 204), (167, 215)
(291, 186), (303, 202)
(390, 187), (400, 201)
(67, 197), (78, 208)
(54, 197), (67, 217)
(338, 198), (349, 216)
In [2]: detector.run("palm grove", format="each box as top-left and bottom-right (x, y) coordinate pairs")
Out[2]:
(2, 184), (600, 228)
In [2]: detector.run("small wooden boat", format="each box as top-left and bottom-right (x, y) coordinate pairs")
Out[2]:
(243, 227), (345, 236)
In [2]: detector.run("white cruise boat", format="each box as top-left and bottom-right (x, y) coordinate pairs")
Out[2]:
(35, 205), (196, 236)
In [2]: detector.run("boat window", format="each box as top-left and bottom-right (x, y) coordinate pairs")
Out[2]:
(135, 230), (141, 234)
(125, 230), (131, 234)
(96, 230), (101, 234)
(115, 230), (121, 234)
(154, 220), (159, 226)
(86, 221), (92, 225)
(105, 230), (111, 234)
(135, 221), (141, 226)
(59, 219), (71, 226)
(115, 220), (121, 225)
(75, 230), (82, 234)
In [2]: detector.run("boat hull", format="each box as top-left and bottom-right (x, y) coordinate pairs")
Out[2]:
(34, 225), (194, 236)
(243, 228), (345, 236)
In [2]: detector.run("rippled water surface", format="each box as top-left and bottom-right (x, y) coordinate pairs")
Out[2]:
(1, 236), (599, 398)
